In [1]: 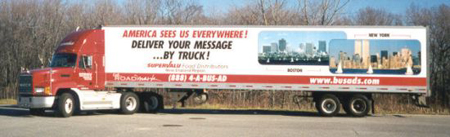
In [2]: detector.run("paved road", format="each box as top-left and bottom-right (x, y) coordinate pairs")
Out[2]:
(0, 105), (449, 137)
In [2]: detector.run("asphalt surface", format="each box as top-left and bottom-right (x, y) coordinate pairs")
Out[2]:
(0, 105), (449, 137)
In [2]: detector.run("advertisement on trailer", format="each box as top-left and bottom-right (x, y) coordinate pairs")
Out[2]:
(103, 27), (427, 90)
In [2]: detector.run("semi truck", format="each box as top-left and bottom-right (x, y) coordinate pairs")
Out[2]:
(18, 26), (429, 117)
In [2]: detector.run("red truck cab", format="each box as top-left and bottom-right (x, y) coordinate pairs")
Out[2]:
(18, 29), (109, 116)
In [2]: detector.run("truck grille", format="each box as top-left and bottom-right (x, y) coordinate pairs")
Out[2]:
(19, 75), (32, 94)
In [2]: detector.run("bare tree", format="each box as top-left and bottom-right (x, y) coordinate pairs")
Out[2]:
(224, 0), (293, 25)
(88, 0), (124, 26)
(223, 5), (260, 25)
(296, 0), (350, 25)
(123, 0), (161, 25)
(354, 7), (403, 25)
(407, 4), (450, 108)
(159, 0), (204, 25)
(0, 0), (45, 99)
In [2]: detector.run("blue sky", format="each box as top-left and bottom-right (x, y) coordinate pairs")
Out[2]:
(112, 0), (450, 16)
(198, 0), (450, 15)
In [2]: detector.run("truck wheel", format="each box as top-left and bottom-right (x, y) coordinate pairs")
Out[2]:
(56, 93), (75, 117)
(29, 108), (45, 116)
(347, 94), (370, 117)
(142, 94), (163, 113)
(120, 92), (139, 114)
(316, 94), (341, 117)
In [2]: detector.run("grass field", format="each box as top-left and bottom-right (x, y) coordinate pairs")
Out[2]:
(0, 99), (17, 105)
(0, 98), (448, 115)
(171, 103), (450, 115)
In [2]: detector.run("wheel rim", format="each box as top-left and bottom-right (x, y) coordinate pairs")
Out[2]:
(321, 99), (337, 114)
(126, 96), (137, 111)
(351, 99), (367, 114)
(65, 98), (73, 114)
(148, 96), (158, 110)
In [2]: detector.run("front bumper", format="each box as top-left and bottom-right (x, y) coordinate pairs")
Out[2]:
(18, 96), (55, 108)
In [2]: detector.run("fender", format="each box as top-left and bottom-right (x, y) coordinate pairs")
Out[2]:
(51, 81), (78, 95)
(69, 88), (121, 110)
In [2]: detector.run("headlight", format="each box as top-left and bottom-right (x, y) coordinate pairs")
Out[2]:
(35, 87), (44, 93)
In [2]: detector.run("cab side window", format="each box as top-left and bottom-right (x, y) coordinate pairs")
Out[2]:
(79, 55), (92, 69)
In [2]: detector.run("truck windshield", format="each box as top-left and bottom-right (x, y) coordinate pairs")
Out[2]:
(50, 53), (77, 68)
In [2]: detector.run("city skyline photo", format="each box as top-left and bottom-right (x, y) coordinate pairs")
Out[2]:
(328, 39), (421, 75)
(258, 31), (346, 53)
(258, 31), (346, 65)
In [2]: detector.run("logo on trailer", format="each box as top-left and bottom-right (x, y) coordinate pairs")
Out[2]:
(112, 73), (160, 82)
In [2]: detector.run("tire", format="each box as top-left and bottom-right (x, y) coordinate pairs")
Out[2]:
(141, 94), (163, 113)
(316, 94), (341, 117)
(56, 93), (75, 117)
(346, 94), (370, 117)
(120, 92), (140, 114)
(29, 108), (45, 116)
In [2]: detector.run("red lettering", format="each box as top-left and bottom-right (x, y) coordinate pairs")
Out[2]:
(122, 30), (156, 38)
(122, 30), (128, 37)
(160, 30), (176, 38)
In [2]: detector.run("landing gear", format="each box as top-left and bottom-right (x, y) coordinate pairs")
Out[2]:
(170, 89), (209, 108)
(193, 92), (209, 104)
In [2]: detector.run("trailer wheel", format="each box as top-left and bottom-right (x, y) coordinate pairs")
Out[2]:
(29, 108), (45, 116)
(316, 94), (341, 117)
(142, 94), (163, 113)
(120, 92), (139, 114)
(56, 93), (75, 117)
(347, 94), (370, 117)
